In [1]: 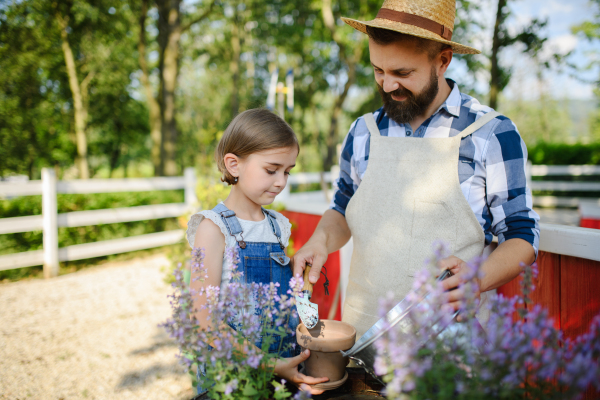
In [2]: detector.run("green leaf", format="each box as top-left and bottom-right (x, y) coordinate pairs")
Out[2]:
(242, 385), (259, 396)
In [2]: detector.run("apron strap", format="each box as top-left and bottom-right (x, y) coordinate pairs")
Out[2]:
(459, 111), (501, 139)
(363, 113), (382, 137)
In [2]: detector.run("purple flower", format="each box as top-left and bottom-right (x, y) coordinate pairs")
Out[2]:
(162, 246), (300, 398)
(373, 240), (600, 399)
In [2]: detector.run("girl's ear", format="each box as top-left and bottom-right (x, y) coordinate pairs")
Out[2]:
(223, 153), (240, 178)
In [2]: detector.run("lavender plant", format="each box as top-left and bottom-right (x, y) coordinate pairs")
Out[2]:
(162, 246), (310, 400)
(375, 242), (600, 400)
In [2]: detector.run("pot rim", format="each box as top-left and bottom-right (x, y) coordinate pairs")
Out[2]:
(296, 319), (356, 353)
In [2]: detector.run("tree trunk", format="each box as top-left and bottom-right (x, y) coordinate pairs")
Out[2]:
(139, 0), (163, 176)
(230, 5), (241, 117)
(324, 63), (356, 171)
(157, 0), (182, 176)
(57, 13), (89, 179)
(154, 0), (215, 176)
(489, 0), (507, 110)
(321, 0), (363, 171)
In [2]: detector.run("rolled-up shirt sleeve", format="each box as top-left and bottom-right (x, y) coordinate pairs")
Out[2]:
(485, 117), (540, 258)
(330, 120), (359, 216)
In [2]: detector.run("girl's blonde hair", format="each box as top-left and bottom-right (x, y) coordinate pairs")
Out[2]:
(216, 109), (299, 185)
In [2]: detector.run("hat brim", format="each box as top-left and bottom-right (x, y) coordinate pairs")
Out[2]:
(341, 16), (481, 55)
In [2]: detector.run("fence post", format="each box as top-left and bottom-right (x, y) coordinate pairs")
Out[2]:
(184, 167), (198, 208)
(330, 165), (340, 191)
(42, 168), (59, 278)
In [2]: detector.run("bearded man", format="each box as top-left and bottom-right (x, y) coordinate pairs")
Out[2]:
(292, 0), (540, 338)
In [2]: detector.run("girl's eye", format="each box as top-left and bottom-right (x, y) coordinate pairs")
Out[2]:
(284, 171), (290, 176)
(266, 169), (276, 175)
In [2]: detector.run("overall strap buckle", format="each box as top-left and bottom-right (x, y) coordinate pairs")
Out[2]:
(213, 204), (247, 249)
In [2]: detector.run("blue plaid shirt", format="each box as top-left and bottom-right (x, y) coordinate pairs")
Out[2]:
(330, 80), (540, 255)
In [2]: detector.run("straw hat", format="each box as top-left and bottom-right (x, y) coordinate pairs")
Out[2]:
(341, 0), (480, 55)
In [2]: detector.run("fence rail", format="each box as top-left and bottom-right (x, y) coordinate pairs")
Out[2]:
(0, 168), (197, 277)
(526, 163), (599, 207)
(529, 165), (600, 176)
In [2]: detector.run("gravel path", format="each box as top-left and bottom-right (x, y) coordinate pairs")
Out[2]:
(0, 254), (194, 400)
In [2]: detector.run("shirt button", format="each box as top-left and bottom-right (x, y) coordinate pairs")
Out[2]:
(406, 131), (412, 136)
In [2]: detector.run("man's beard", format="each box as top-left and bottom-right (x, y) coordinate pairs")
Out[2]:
(377, 67), (439, 125)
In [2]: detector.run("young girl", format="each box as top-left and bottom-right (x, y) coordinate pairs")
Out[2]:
(186, 109), (328, 396)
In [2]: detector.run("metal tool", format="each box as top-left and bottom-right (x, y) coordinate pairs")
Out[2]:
(341, 269), (459, 383)
(295, 264), (320, 329)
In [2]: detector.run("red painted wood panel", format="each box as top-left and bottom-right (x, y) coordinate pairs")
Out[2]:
(533, 252), (562, 329)
(560, 255), (600, 339)
(496, 264), (524, 322)
(560, 256), (600, 400)
(496, 252), (600, 398)
(580, 218), (600, 229)
(282, 211), (342, 321)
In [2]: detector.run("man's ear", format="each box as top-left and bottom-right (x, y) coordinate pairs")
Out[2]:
(224, 153), (241, 178)
(438, 47), (453, 75)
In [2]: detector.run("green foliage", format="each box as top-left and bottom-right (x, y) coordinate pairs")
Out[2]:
(501, 98), (575, 144)
(0, 0), (149, 179)
(527, 142), (600, 165)
(0, 190), (183, 281)
(572, 1), (600, 144)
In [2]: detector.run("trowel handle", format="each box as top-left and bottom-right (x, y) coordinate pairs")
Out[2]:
(302, 264), (314, 294)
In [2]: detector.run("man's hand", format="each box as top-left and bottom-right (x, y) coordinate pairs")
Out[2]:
(291, 209), (352, 285)
(438, 256), (481, 318)
(292, 238), (328, 284)
(273, 349), (329, 395)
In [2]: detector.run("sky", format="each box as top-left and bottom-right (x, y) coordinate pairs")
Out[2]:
(493, 0), (598, 100)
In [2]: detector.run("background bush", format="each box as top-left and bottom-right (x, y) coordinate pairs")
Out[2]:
(528, 142), (600, 165)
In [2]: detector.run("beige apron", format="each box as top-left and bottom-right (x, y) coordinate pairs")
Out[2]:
(342, 111), (500, 339)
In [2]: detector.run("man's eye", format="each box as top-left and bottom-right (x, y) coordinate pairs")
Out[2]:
(266, 169), (276, 175)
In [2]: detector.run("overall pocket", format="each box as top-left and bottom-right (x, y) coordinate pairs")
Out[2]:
(243, 256), (272, 285)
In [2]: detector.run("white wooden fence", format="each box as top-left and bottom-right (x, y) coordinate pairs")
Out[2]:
(527, 163), (600, 207)
(1, 163), (597, 278)
(0, 168), (197, 277)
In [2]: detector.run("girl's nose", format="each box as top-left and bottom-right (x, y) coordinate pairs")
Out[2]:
(274, 173), (287, 188)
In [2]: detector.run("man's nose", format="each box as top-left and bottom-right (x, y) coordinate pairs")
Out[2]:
(382, 78), (400, 93)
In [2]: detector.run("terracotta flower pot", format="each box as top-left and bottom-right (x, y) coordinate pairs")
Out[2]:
(296, 319), (356, 383)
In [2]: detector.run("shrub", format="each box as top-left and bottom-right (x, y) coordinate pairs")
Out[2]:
(528, 142), (600, 165)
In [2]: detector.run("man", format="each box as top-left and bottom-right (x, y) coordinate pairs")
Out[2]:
(292, 0), (540, 338)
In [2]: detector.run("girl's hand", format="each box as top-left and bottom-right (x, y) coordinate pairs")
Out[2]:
(273, 349), (329, 395)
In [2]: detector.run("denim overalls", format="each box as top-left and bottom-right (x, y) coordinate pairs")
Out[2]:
(197, 204), (300, 395)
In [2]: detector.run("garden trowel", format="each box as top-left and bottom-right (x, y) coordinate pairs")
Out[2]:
(296, 264), (319, 329)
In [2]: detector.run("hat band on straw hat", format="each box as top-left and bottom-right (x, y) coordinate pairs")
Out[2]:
(376, 8), (453, 41)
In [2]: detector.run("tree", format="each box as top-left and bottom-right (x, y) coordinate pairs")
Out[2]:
(489, 0), (555, 109)
(0, 1), (73, 179)
(136, 0), (216, 176)
(52, 0), (135, 179)
(572, 0), (600, 142)
(0, 0), (149, 179)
